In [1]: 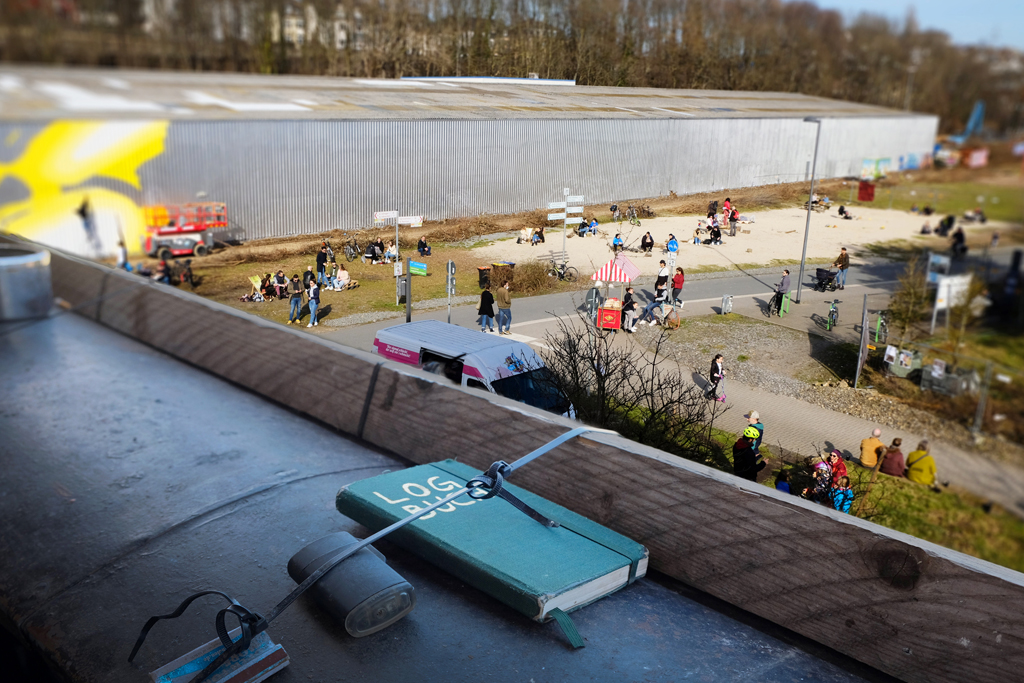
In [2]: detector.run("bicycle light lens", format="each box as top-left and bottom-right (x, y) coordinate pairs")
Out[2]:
(287, 532), (416, 637)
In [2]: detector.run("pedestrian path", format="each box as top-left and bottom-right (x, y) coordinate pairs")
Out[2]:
(699, 374), (1024, 519)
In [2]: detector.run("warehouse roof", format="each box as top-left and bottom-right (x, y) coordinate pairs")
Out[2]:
(0, 65), (921, 122)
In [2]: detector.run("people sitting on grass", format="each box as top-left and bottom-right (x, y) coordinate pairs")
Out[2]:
(905, 440), (939, 490)
(153, 260), (171, 284)
(830, 476), (854, 513)
(827, 450), (848, 483)
(418, 236), (432, 256)
(775, 469), (792, 494)
(384, 240), (398, 263)
(641, 232), (654, 253)
(273, 270), (288, 298)
(363, 241), (381, 264)
(260, 273), (276, 300)
(879, 438), (905, 477)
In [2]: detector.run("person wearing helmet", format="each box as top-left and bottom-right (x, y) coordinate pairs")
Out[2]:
(733, 426), (768, 482)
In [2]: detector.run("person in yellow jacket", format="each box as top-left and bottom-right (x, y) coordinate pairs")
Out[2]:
(905, 440), (937, 488)
(859, 428), (884, 469)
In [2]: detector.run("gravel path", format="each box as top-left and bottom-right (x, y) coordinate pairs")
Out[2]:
(648, 317), (1024, 468)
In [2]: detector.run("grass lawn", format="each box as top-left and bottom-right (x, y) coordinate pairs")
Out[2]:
(704, 429), (1024, 573)
(864, 181), (1024, 224)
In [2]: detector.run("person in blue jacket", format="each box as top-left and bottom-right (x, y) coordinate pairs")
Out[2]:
(666, 234), (679, 254)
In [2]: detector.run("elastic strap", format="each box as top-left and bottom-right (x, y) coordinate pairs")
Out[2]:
(548, 608), (585, 649)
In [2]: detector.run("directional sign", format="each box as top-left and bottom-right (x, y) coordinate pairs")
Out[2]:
(547, 212), (566, 221)
(397, 215), (423, 227)
(565, 217), (584, 225)
(566, 206), (583, 214)
(567, 195), (584, 204)
(446, 259), (456, 275)
(547, 201), (567, 210)
(409, 260), (428, 276)
(374, 210), (399, 220)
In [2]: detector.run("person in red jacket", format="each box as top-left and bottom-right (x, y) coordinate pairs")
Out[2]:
(671, 267), (685, 306)
(827, 450), (848, 483)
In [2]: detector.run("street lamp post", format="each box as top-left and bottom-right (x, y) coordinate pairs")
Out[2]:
(794, 116), (822, 305)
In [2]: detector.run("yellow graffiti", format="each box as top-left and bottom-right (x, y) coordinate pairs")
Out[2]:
(0, 120), (169, 252)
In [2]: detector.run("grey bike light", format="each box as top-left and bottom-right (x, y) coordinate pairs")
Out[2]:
(287, 532), (415, 637)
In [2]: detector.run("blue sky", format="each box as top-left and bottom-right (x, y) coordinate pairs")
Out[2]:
(812, 1), (1024, 50)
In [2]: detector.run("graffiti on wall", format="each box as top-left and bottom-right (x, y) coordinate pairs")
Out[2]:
(0, 121), (169, 256)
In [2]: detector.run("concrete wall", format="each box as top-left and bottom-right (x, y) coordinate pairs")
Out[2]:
(17, 233), (1024, 683)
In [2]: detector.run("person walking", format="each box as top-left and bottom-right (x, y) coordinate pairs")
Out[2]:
(859, 428), (885, 469)
(671, 267), (685, 306)
(495, 280), (512, 335)
(733, 427), (767, 482)
(832, 247), (850, 289)
(306, 279), (320, 327)
(287, 273), (304, 325)
(478, 283), (496, 332)
(745, 411), (764, 454)
(772, 269), (790, 314)
(708, 354), (726, 402)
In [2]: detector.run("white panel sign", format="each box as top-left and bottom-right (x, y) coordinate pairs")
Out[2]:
(935, 274), (972, 311)
(397, 215), (423, 226)
(565, 217), (584, 225)
(566, 206), (583, 214)
(547, 212), (566, 221)
(547, 201), (567, 209)
(567, 195), (584, 203)
(374, 210), (399, 220)
(563, 188), (570, 196)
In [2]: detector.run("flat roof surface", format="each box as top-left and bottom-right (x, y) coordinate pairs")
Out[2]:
(0, 309), (893, 682)
(0, 65), (921, 122)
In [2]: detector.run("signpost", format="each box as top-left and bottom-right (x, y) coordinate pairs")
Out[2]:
(409, 261), (427, 276)
(376, 209), (423, 306)
(446, 260), (456, 323)
(853, 294), (869, 389)
(549, 189), (583, 265)
(930, 273), (972, 333)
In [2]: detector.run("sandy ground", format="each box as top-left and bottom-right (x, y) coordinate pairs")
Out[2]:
(469, 206), (1008, 277)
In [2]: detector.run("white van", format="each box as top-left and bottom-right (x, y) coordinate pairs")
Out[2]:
(372, 320), (573, 417)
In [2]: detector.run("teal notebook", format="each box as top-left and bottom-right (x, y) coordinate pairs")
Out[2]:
(335, 460), (648, 622)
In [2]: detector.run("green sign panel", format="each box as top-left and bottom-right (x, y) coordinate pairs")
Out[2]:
(409, 260), (427, 276)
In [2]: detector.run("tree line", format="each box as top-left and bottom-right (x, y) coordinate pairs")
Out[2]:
(1, 0), (1021, 134)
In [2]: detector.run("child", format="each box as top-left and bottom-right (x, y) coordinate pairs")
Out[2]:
(775, 470), (792, 494)
(831, 476), (854, 513)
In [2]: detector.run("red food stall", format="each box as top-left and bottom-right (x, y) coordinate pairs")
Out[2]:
(591, 254), (641, 331)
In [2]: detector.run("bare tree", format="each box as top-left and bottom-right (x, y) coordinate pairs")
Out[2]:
(888, 257), (931, 350)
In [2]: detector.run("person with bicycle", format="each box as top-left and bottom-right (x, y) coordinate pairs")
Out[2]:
(770, 269), (790, 316)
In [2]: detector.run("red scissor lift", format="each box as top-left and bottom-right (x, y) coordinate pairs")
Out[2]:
(142, 203), (227, 261)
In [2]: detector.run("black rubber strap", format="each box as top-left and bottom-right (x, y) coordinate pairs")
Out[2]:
(468, 462), (560, 528)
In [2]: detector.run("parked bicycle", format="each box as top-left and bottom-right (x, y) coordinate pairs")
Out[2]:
(624, 204), (641, 226)
(343, 234), (362, 262)
(638, 203), (656, 219)
(874, 310), (889, 344)
(546, 260), (579, 283)
(826, 299), (840, 331)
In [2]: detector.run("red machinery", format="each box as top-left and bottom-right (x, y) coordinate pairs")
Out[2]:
(142, 203), (227, 261)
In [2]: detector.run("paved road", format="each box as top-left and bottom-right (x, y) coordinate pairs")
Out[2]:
(321, 250), (1024, 518)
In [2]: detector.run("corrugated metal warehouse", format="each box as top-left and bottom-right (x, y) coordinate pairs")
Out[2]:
(0, 66), (938, 255)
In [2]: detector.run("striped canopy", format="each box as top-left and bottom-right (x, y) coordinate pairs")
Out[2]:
(592, 254), (641, 283)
